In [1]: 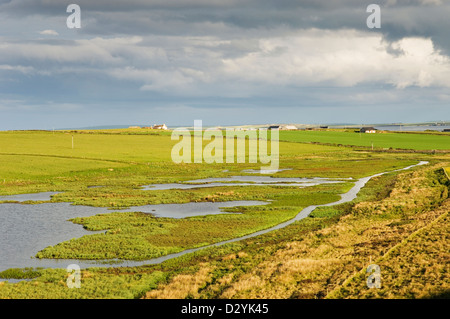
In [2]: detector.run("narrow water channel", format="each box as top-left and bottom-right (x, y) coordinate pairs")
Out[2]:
(127, 161), (429, 267)
(0, 200), (267, 272)
(141, 175), (343, 190)
(0, 161), (428, 274)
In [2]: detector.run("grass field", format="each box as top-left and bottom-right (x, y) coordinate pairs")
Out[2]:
(144, 162), (450, 299)
(0, 128), (448, 299)
(279, 130), (450, 150)
(34, 182), (352, 261)
(0, 130), (422, 196)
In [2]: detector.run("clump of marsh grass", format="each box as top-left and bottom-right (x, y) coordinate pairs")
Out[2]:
(0, 268), (42, 279)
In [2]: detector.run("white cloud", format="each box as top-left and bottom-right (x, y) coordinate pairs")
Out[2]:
(420, 0), (443, 5)
(220, 30), (450, 90)
(1, 29), (450, 97)
(0, 36), (144, 65)
(0, 64), (34, 74)
(39, 30), (59, 36)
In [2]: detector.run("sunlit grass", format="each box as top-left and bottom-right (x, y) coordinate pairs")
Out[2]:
(144, 163), (450, 299)
(35, 182), (352, 260)
(0, 129), (448, 299)
(279, 130), (450, 150)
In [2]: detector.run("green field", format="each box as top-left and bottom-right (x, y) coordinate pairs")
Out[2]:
(0, 130), (422, 196)
(0, 129), (448, 299)
(279, 130), (450, 150)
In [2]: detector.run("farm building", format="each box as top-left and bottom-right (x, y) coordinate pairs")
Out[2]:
(359, 127), (377, 133)
(268, 124), (298, 130)
(152, 124), (168, 130)
(281, 125), (298, 130)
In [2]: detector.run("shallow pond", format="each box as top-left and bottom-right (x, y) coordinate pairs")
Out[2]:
(0, 174), (343, 273)
(133, 161), (428, 266)
(0, 161), (427, 274)
(142, 175), (344, 190)
(0, 198), (267, 273)
(0, 192), (61, 202)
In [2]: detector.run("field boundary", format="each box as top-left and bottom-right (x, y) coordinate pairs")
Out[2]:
(380, 130), (450, 137)
(379, 212), (448, 264)
(326, 201), (450, 299)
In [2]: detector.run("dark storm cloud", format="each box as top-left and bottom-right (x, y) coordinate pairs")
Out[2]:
(2, 0), (449, 78)
(380, 4), (450, 54)
(2, 0), (449, 53)
(1, 0), (447, 33)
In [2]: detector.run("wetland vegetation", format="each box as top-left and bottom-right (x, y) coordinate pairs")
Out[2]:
(0, 128), (448, 299)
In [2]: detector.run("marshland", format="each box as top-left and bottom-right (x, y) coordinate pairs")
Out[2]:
(0, 128), (448, 299)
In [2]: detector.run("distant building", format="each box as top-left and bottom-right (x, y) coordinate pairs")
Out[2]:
(152, 124), (168, 130)
(268, 124), (297, 130)
(443, 129), (450, 132)
(281, 125), (298, 130)
(360, 127), (377, 133)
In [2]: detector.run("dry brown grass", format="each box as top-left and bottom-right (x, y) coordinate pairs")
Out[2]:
(143, 263), (214, 299)
(141, 162), (449, 299)
(218, 163), (448, 298)
(328, 202), (450, 299)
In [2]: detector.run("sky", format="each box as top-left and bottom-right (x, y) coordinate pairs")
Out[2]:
(0, 0), (449, 130)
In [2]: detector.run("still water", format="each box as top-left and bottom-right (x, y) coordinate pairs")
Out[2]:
(374, 125), (450, 132)
(142, 175), (344, 190)
(0, 197), (267, 272)
(0, 175), (343, 272)
(0, 163), (427, 273)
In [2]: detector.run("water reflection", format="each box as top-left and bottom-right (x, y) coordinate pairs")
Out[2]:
(142, 175), (343, 190)
(0, 161), (427, 274)
(0, 198), (266, 272)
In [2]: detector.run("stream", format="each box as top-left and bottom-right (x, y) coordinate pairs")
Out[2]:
(121, 161), (429, 267)
(0, 161), (428, 275)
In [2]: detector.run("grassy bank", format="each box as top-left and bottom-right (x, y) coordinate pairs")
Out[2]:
(143, 162), (450, 299)
(34, 182), (351, 261)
